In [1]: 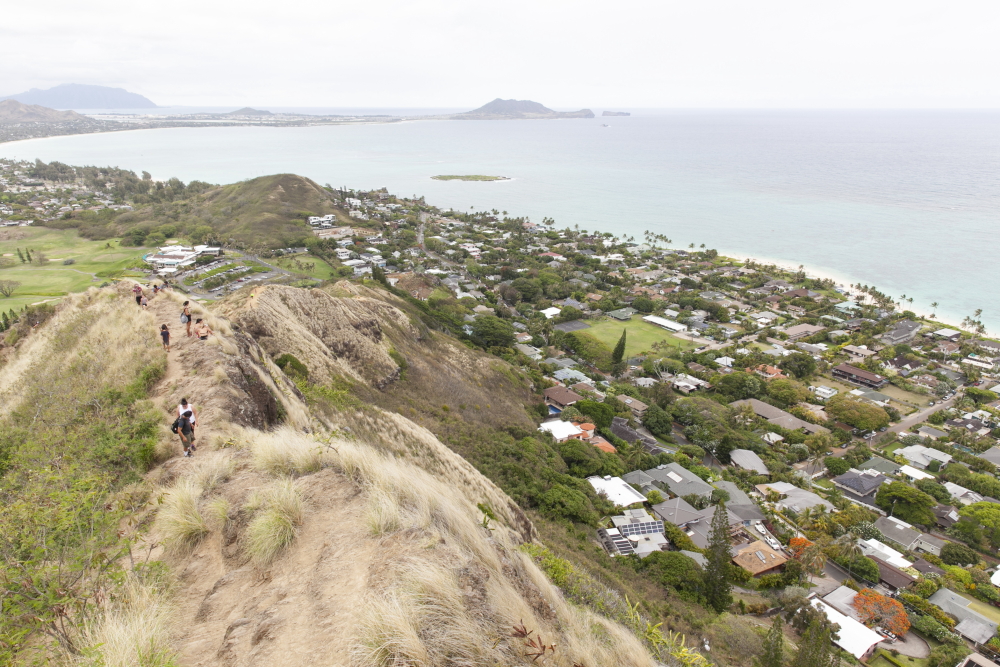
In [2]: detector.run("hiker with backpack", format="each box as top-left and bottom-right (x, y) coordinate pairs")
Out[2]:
(180, 301), (193, 337)
(178, 398), (198, 438)
(171, 410), (196, 457)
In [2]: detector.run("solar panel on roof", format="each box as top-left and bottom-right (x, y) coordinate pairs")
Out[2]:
(619, 521), (664, 537)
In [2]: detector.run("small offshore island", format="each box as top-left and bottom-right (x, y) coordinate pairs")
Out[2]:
(431, 175), (510, 181)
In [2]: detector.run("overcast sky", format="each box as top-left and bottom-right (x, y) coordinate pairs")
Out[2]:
(3, 0), (999, 108)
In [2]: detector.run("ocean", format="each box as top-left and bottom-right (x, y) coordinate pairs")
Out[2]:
(3, 110), (998, 332)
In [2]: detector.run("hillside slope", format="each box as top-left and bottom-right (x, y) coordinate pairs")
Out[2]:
(0, 284), (659, 667)
(0, 99), (85, 123)
(57, 173), (348, 248)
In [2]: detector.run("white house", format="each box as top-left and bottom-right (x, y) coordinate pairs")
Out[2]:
(812, 599), (883, 660)
(859, 538), (912, 569)
(895, 444), (953, 470)
(587, 476), (647, 507)
(642, 315), (687, 333)
(538, 420), (583, 442)
(541, 307), (562, 320)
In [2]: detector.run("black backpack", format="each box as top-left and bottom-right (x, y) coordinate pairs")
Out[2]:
(171, 417), (187, 434)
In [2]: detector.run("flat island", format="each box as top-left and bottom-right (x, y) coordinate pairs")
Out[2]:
(431, 175), (510, 181)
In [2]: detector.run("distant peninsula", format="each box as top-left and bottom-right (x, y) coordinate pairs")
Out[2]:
(1, 84), (157, 109)
(450, 98), (594, 120)
(602, 111), (630, 117)
(0, 100), (85, 123)
(431, 175), (510, 181)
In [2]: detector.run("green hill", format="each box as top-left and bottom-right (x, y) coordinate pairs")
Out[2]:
(54, 173), (349, 249)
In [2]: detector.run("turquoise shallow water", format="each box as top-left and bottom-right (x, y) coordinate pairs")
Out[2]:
(3, 110), (998, 331)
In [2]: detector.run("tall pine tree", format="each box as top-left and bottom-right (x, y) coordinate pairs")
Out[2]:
(755, 616), (784, 667)
(16, 248), (25, 263)
(796, 618), (837, 667)
(612, 329), (627, 364)
(703, 501), (733, 613)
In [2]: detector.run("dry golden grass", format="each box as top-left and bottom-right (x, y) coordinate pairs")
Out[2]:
(72, 576), (176, 667)
(156, 479), (209, 552)
(191, 453), (234, 491)
(245, 478), (304, 566)
(0, 287), (164, 419)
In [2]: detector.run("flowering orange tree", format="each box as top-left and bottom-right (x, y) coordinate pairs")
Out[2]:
(789, 537), (813, 559)
(852, 588), (910, 635)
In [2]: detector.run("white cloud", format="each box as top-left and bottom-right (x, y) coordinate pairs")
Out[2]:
(2, 0), (999, 107)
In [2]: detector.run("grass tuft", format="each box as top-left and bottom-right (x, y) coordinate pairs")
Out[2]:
(245, 479), (304, 566)
(156, 479), (209, 552)
(192, 454), (235, 491)
(74, 577), (176, 667)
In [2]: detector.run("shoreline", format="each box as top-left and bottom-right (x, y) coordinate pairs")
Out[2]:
(719, 248), (965, 331)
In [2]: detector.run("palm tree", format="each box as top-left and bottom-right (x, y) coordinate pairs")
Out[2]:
(832, 533), (861, 561)
(930, 302), (939, 319)
(800, 543), (828, 576)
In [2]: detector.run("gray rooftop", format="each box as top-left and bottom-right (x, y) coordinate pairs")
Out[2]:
(729, 449), (769, 474)
(644, 463), (714, 499)
(858, 457), (902, 475)
(930, 589), (999, 636)
(874, 516), (920, 549)
(713, 480), (752, 506)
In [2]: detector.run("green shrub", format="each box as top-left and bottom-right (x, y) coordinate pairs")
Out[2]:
(275, 353), (309, 379)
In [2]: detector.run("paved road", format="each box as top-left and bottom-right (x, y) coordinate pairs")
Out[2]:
(889, 391), (959, 433)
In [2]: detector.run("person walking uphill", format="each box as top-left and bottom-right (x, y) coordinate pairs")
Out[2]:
(132, 283), (143, 307)
(180, 301), (193, 337)
(160, 324), (170, 352)
(171, 410), (196, 457)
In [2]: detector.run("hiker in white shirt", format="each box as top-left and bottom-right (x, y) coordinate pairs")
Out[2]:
(178, 398), (198, 437)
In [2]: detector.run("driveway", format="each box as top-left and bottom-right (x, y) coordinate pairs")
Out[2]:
(890, 392), (960, 434)
(880, 632), (930, 659)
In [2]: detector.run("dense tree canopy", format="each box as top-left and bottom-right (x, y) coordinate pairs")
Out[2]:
(825, 394), (890, 431)
(875, 481), (937, 526)
(471, 315), (515, 348)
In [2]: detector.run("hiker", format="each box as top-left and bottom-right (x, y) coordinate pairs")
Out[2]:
(132, 283), (143, 306)
(181, 301), (193, 337)
(171, 410), (196, 457)
(153, 284), (160, 296)
(193, 318), (214, 340)
(140, 294), (149, 310)
(162, 280), (170, 290)
(160, 324), (170, 352)
(178, 398), (198, 438)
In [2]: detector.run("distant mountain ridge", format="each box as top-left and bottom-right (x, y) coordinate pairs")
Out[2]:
(1, 84), (156, 109)
(454, 98), (594, 119)
(0, 99), (84, 123)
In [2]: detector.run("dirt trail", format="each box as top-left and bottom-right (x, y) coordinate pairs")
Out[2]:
(139, 289), (374, 666)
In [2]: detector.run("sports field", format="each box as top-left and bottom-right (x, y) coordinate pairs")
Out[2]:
(271, 253), (338, 280)
(0, 228), (148, 311)
(583, 316), (698, 357)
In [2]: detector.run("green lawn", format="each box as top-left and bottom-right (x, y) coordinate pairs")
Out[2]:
(583, 316), (698, 357)
(271, 254), (338, 280)
(0, 228), (148, 311)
